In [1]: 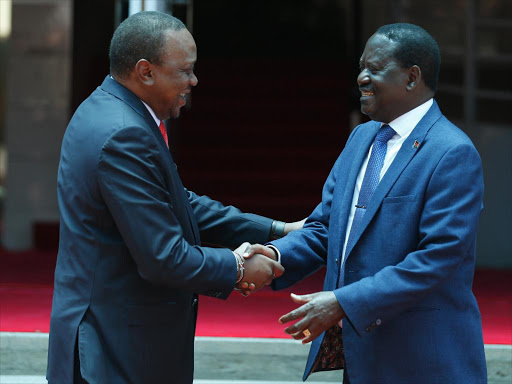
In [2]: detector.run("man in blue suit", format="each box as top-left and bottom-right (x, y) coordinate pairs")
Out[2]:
(47, 11), (303, 384)
(248, 23), (487, 383)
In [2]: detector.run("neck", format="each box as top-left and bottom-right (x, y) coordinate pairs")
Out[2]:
(115, 75), (141, 98)
(114, 74), (156, 113)
(414, 91), (435, 107)
(399, 91), (434, 119)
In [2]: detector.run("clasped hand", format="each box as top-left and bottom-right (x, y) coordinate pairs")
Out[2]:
(233, 244), (344, 344)
(233, 243), (282, 296)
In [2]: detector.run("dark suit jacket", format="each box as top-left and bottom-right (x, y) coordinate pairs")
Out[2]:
(271, 101), (487, 384)
(47, 75), (273, 383)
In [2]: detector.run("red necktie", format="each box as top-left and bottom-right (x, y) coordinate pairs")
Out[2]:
(159, 120), (169, 148)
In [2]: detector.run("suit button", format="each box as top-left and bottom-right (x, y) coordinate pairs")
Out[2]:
(376, 319), (382, 326)
(192, 298), (198, 306)
(365, 327), (371, 333)
(335, 258), (338, 264)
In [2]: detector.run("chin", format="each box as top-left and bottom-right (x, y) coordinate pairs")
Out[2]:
(168, 110), (180, 119)
(360, 106), (373, 118)
(169, 105), (184, 119)
(361, 107), (384, 122)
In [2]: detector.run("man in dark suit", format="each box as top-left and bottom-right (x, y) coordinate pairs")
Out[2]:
(248, 23), (487, 383)
(47, 11), (302, 384)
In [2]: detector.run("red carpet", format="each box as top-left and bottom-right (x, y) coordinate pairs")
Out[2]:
(1, 250), (511, 344)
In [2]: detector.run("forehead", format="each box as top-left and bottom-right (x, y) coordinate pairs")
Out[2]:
(360, 34), (398, 63)
(160, 28), (197, 64)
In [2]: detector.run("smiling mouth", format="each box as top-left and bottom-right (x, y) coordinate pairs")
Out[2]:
(360, 90), (374, 97)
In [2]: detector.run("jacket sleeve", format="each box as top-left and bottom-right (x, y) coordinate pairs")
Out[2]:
(269, 153), (345, 289)
(186, 190), (273, 248)
(335, 142), (484, 335)
(269, 127), (360, 289)
(97, 125), (236, 297)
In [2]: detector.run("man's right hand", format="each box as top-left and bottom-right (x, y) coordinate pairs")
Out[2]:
(241, 243), (278, 261)
(233, 243), (283, 296)
(241, 253), (284, 291)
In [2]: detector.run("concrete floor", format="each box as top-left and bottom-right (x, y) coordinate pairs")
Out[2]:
(1, 333), (510, 383)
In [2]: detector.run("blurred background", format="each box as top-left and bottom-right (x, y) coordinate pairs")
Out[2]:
(0, 0), (511, 268)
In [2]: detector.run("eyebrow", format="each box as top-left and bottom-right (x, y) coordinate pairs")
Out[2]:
(360, 58), (384, 68)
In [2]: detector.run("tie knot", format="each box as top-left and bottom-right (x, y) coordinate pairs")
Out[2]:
(375, 124), (396, 143)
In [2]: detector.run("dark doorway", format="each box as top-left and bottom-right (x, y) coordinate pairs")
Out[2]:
(71, 1), (116, 115)
(174, 0), (353, 221)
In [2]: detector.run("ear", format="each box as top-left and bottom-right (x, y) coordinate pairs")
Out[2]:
(406, 65), (422, 91)
(134, 59), (154, 85)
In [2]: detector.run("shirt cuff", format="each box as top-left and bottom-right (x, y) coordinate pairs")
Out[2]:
(266, 245), (281, 264)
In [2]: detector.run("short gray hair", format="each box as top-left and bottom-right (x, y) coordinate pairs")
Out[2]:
(109, 11), (186, 79)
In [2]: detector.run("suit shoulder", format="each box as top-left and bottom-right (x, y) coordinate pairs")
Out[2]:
(83, 88), (145, 126)
(67, 88), (148, 145)
(428, 116), (477, 150)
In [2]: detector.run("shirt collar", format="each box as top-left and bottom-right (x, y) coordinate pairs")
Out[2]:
(141, 100), (161, 127)
(383, 98), (433, 138)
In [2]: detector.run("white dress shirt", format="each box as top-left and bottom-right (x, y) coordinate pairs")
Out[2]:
(141, 100), (161, 127)
(341, 98), (433, 263)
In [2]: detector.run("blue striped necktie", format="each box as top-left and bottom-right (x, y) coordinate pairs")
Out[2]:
(339, 124), (396, 287)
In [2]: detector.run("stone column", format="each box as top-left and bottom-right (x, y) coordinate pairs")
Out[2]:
(3, 0), (72, 249)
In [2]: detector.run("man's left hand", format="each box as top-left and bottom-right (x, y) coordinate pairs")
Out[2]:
(278, 291), (345, 344)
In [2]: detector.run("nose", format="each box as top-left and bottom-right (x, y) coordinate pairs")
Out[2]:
(357, 69), (370, 86)
(190, 71), (198, 87)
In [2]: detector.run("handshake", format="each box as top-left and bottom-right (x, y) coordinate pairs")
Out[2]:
(233, 243), (283, 296)
(232, 242), (344, 345)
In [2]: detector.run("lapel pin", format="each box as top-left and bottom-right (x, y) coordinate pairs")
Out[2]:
(413, 140), (420, 149)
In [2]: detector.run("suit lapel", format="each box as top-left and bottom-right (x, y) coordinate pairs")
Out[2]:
(344, 101), (443, 258)
(100, 75), (200, 244)
(333, 122), (380, 260)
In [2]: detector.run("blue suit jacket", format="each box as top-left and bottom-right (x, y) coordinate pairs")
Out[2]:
(47, 76), (273, 384)
(271, 101), (487, 384)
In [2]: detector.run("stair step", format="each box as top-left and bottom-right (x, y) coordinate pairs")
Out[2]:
(1, 333), (509, 383)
